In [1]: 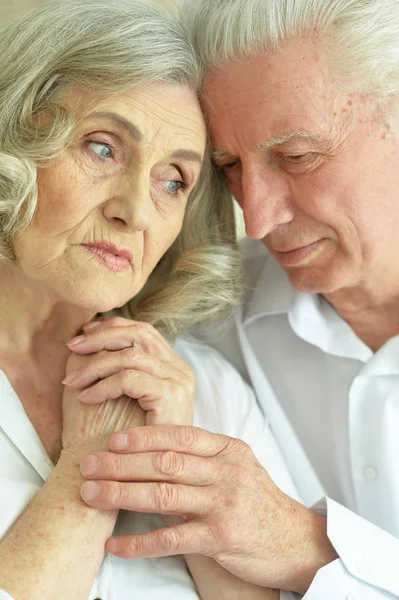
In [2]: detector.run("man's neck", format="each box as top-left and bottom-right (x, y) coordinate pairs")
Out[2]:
(324, 285), (399, 352)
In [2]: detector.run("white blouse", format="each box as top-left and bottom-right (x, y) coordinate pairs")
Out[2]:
(0, 336), (299, 600)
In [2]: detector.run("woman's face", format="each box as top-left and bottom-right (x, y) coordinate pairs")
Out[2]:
(13, 84), (206, 312)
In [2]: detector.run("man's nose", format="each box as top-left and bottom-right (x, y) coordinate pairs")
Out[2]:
(103, 176), (151, 233)
(240, 164), (295, 240)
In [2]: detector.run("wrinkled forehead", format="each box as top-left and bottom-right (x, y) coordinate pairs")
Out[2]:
(201, 41), (338, 146)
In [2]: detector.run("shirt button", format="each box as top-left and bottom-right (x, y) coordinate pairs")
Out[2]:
(363, 466), (378, 481)
(346, 594), (360, 600)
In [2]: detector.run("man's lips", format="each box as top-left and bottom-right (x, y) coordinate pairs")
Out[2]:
(269, 239), (326, 266)
(82, 242), (133, 272)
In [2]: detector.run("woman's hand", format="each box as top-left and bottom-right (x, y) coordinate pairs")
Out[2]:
(62, 349), (146, 459)
(63, 316), (195, 427)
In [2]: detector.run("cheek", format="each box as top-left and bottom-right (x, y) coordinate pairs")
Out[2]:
(143, 211), (185, 266)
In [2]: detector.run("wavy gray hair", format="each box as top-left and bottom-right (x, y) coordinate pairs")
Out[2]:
(0, 0), (241, 336)
(185, 0), (399, 107)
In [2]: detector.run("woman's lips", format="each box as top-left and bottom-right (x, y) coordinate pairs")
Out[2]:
(272, 239), (326, 267)
(82, 243), (132, 273)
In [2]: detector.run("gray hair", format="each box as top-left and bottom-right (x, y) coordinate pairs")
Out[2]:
(0, 0), (241, 335)
(185, 0), (399, 102)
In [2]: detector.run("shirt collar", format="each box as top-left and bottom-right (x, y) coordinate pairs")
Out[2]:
(242, 253), (373, 363)
(0, 370), (53, 480)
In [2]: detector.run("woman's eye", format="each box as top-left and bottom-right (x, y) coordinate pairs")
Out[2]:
(88, 141), (113, 158)
(166, 179), (187, 194)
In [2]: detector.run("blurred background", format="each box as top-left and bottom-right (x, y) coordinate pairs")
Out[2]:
(0, 0), (41, 21)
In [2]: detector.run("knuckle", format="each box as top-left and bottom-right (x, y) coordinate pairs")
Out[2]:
(158, 527), (181, 554)
(122, 346), (140, 362)
(156, 451), (184, 479)
(153, 482), (178, 512)
(126, 534), (144, 556)
(227, 436), (252, 458)
(109, 482), (126, 507)
(119, 370), (133, 385)
(225, 462), (248, 484)
(175, 426), (198, 450)
(109, 453), (122, 476)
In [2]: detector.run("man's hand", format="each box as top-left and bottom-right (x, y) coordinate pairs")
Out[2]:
(80, 425), (337, 593)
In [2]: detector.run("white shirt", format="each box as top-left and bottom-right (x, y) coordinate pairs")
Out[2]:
(0, 336), (299, 600)
(206, 238), (399, 600)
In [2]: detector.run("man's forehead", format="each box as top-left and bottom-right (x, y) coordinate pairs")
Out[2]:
(202, 41), (332, 112)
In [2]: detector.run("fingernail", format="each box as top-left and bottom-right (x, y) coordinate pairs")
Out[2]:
(66, 335), (85, 347)
(80, 455), (100, 477)
(110, 433), (128, 451)
(77, 389), (89, 402)
(83, 321), (101, 331)
(81, 481), (100, 502)
(62, 371), (79, 385)
(106, 538), (120, 554)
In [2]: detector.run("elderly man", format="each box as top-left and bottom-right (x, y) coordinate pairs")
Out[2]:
(76, 1), (399, 598)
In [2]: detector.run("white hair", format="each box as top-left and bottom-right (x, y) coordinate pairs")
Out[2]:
(184, 0), (399, 101)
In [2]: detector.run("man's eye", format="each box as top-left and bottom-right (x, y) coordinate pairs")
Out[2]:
(220, 160), (239, 170)
(284, 153), (308, 162)
(89, 142), (113, 158)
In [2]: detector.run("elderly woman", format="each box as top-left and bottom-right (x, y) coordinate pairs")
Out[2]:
(0, 1), (299, 600)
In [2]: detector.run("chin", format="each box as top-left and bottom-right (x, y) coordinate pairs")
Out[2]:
(59, 283), (138, 315)
(286, 265), (351, 295)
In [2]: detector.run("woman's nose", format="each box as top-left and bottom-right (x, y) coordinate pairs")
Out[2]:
(103, 179), (151, 233)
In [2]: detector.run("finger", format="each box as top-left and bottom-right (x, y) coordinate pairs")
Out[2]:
(105, 522), (215, 559)
(80, 450), (217, 486)
(77, 370), (174, 406)
(80, 479), (211, 514)
(109, 425), (234, 458)
(84, 317), (172, 352)
(63, 346), (185, 389)
(75, 321), (172, 359)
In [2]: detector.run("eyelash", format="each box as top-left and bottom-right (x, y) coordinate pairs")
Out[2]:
(281, 153), (308, 163)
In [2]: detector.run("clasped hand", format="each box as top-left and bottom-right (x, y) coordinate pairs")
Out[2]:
(64, 316), (326, 594)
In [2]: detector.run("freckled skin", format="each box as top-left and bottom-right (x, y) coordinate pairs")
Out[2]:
(13, 84), (206, 314)
(203, 39), (399, 304)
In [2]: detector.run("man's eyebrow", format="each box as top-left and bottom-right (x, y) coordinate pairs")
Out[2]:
(212, 149), (236, 163)
(256, 130), (324, 151)
(170, 149), (203, 165)
(88, 111), (143, 142)
(211, 131), (324, 164)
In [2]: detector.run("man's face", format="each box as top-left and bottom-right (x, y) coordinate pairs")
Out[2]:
(203, 39), (399, 295)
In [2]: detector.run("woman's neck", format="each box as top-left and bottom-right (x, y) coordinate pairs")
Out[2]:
(0, 261), (96, 359)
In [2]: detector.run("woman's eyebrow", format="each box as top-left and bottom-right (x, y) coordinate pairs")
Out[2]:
(86, 113), (202, 164)
(88, 111), (143, 142)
